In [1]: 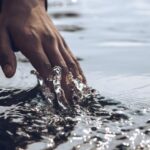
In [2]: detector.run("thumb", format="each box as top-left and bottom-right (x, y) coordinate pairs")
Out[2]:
(0, 28), (16, 78)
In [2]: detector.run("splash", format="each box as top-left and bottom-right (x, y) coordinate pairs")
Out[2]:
(31, 70), (54, 106)
(31, 66), (92, 108)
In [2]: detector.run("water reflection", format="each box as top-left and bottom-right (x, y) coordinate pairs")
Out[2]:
(0, 87), (149, 150)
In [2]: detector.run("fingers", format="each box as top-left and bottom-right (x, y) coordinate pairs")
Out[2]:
(72, 54), (87, 84)
(60, 35), (87, 83)
(20, 33), (68, 105)
(42, 35), (72, 103)
(56, 35), (81, 80)
(0, 28), (16, 78)
(20, 32), (52, 80)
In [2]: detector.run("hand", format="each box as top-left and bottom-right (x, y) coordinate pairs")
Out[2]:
(0, 0), (86, 104)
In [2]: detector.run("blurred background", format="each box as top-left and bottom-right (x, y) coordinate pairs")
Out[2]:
(1, 0), (150, 109)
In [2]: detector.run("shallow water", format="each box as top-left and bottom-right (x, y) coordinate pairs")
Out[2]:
(0, 87), (150, 150)
(0, 0), (150, 149)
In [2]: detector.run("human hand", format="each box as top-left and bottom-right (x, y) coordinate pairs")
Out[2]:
(0, 0), (86, 104)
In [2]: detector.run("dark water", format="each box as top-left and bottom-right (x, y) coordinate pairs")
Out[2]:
(0, 0), (150, 149)
(0, 86), (150, 150)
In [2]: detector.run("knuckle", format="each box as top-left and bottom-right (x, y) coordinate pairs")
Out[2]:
(10, 26), (37, 40)
(43, 31), (56, 44)
(19, 28), (40, 50)
(23, 28), (39, 41)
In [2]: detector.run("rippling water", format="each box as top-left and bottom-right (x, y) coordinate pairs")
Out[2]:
(0, 87), (150, 150)
(0, 0), (150, 149)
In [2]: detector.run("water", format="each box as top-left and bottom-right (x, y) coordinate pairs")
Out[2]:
(50, 0), (150, 109)
(0, 86), (150, 150)
(0, 0), (150, 149)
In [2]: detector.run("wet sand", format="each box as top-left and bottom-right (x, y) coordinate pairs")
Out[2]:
(0, 0), (150, 149)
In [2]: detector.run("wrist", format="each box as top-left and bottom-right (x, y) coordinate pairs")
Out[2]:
(1, 1), (35, 15)
(2, 0), (47, 14)
(0, 0), (47, 11)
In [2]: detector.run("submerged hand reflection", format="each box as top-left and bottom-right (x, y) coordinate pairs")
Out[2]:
(0, 0), (86, 104)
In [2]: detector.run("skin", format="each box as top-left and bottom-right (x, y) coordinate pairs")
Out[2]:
(0, 0), (86, 104)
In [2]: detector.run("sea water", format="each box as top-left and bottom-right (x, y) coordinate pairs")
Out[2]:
(0, 0), (150, 149)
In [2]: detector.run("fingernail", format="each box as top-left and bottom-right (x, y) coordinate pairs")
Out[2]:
(3, 64), (13, 77)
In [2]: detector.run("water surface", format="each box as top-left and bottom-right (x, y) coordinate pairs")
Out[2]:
(0, 0), (150, 149)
